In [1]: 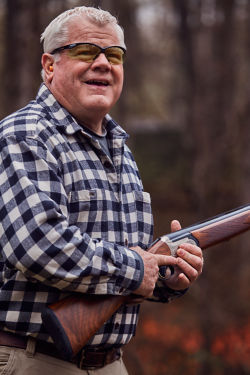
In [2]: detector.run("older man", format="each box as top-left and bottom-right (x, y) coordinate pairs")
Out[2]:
(0, 6), (203, 375)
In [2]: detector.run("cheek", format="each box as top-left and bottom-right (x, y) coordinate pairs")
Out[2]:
(54, 59), (82, 82)
(114, 69), (124, 97)
(116, 83), (123, 101)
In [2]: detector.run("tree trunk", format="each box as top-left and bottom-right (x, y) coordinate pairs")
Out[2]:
(3, 0), (45, 116)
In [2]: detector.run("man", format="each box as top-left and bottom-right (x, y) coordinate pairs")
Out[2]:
(0, 6), (203, 375)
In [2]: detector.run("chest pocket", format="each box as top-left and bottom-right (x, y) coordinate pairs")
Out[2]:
(68, 189), (153, 246)
(68, 189), (119, 237)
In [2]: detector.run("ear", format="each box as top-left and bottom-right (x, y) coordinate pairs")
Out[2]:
(41, 53), (55, 83)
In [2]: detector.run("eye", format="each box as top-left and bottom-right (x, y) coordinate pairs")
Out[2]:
(106, 48), (124, 64)
(67, 45), (99, 61)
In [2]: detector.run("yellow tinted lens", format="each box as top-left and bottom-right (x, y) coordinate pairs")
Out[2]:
(105, 47), (125, 64)
(67, 44), (99, 62)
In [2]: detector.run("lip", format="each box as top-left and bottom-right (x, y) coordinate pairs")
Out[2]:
(84, 82), (110, 95)
(85, 78), (111, 87)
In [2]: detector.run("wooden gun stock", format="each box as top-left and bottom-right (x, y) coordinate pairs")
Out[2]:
(42, 205), (250, 360)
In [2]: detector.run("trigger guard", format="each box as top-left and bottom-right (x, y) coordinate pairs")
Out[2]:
(158, 265), (174, 280)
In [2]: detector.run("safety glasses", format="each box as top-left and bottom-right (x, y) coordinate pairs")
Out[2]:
(50, 42), (126, 65)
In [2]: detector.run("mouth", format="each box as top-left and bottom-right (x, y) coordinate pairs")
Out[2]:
(85, 79), (109, 87)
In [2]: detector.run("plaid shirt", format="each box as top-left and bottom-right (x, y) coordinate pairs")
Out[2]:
(0, 84), (182, 348)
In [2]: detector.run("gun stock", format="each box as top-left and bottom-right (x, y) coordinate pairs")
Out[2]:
(42, 205), (250, 360)
(42, 294), (126, 361)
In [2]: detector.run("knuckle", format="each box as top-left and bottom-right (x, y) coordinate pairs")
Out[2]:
(191, 269), (198, 280)
(177, 257), (184, 266)
(196, 258), (203, 271)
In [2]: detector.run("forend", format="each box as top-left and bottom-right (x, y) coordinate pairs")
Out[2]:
(165, 204), (250, 249)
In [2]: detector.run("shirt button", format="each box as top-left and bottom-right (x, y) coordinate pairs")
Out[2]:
(115, 322), (120, 330)
(89, 191), (95, 198)
(103, 160), (112, 169)
(124, 238), (128, 247)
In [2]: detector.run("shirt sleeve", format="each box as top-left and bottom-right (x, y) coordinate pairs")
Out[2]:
(0, 136), (143, 296)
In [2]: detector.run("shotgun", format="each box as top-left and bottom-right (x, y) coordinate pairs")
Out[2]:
(42, 204), (250, 360)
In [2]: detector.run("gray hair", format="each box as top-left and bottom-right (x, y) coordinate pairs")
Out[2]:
(40, 6), (125, 54)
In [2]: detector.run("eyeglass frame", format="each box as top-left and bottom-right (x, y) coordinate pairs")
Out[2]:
(50, 42), (126, 64)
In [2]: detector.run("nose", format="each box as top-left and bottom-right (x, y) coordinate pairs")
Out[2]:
(91, 52), (111, 71)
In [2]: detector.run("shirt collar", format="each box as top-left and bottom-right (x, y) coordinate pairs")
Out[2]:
(36, 83), (129, 140)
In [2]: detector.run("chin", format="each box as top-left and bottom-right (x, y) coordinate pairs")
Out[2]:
(86, 96), (115, 112)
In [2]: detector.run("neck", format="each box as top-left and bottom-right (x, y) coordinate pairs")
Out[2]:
(78, 117), (104, 135)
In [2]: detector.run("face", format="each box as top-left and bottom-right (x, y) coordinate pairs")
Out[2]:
(42, 17), (124, 132)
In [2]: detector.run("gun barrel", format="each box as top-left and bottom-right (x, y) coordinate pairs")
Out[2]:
(167, 205), (250, 244)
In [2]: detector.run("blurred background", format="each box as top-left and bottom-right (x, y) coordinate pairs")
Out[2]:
(1, 0), (250, 373)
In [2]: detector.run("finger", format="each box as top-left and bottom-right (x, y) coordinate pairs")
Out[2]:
(176, 257), (200, 281)
(176, 272), (190, 289)
(171, 220), (181, 232)
(178, 243), (203, 257)
(166, 269), (191, 290)
(177, 245), (203, 272)
(177, 249), (203, 274)
(155, 254), (177, 267)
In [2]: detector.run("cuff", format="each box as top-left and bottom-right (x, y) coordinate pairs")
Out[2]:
(113, 246), (144, 295)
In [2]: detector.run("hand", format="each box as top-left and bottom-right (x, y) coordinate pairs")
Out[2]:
(164, 220), (204, 291)
(131, 246), (177, 298)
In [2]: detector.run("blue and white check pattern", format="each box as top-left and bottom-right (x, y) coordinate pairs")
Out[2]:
(0, 84), (182, 348)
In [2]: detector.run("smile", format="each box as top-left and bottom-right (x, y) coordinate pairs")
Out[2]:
(85, 80), (109, 86)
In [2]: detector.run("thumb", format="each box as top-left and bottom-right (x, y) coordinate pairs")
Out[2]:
(155, 254), (177, 267)
(171, 219), (181, 233)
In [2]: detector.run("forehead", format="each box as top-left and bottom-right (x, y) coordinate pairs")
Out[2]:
(67, 17), (122, 47)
